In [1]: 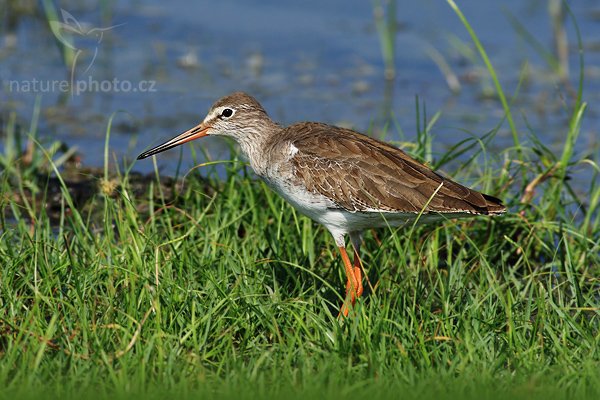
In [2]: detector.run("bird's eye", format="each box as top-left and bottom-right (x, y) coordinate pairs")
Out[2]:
(221, 108), (234, 118)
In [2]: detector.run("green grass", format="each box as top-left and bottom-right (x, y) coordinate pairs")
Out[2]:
(1, 3), (599, 399)
(0, 108), (598, 399)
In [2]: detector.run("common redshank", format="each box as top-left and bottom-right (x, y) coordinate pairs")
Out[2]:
(137, 92), (506, 316)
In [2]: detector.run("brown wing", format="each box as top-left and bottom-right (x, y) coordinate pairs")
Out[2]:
(284, 122), (505, 215)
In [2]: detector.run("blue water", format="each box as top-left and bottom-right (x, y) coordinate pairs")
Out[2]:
(1, 0), (598, 183)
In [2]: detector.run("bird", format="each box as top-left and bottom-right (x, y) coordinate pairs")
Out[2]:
(137, 92), (506, 316)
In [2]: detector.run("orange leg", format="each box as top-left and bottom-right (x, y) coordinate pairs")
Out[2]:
(352, 247), (364, 298)
(338, 246), (364, 317)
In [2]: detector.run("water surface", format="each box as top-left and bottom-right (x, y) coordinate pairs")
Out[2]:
(1, 1), (598, 181)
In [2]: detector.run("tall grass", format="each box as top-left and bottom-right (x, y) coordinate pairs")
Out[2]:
(1, 100), (598, 400)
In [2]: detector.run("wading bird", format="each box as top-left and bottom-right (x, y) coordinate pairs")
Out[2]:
(137, 92), (505, 316)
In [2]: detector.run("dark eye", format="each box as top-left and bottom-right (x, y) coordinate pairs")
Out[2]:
(221, 108), (234, 118)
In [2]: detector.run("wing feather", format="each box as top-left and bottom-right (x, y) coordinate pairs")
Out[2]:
(281, 122), (504, 214)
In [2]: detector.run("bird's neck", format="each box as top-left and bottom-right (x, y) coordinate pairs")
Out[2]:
(234, 118), (281, 175)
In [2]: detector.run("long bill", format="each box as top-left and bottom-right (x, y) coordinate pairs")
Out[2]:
(137, 122), (210, 160)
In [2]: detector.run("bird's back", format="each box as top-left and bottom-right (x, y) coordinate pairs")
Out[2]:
(270, 122), (505, 216)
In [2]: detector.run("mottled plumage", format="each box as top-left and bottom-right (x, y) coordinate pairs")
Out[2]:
(274, 122), (504, 215)
(138, 92), (506, 316)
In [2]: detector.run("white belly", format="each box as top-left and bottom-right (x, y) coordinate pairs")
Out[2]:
(261, 175), (435, 246)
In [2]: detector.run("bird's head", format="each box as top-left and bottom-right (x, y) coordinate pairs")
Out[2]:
(137, 92), (272, 160)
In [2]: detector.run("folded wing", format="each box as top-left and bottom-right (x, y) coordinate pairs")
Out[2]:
(286, 123), (505, 215)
